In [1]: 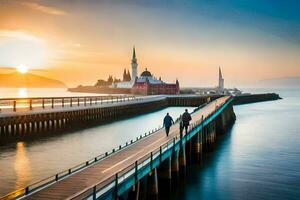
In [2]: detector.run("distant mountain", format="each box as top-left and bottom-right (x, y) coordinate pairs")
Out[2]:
(0, 72), (66, 88)
(256, 77), (300, 88)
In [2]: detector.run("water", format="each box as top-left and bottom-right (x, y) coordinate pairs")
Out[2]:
(174, 88), (300, 200)
(0, 102), (194, 196)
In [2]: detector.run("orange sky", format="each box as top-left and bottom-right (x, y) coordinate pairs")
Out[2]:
(0, 0), (299, 87)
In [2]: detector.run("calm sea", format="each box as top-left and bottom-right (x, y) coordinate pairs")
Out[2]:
(173, 88), (300, 200)
(0, 88), (299, 199)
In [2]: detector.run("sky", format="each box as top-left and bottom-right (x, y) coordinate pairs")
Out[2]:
(0, 0), (299, 87)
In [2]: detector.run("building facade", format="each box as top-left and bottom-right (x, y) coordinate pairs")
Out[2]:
(132, 68), (180, 95)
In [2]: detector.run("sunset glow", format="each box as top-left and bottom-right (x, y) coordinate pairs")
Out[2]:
(0, 1), (299, 87)
(17, 65), (28, 74)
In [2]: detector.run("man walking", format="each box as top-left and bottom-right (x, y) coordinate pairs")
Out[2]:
(163, 113), (174, 137)
(182, 109), (192, 134)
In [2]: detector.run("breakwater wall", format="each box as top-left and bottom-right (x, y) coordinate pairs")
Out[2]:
(233, 93), (281, 105)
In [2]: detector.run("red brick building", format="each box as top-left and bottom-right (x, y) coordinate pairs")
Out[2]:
(131, 68), (180, 95)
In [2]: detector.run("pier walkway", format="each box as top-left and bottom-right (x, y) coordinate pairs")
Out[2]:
(4, 96), (232, 200)
(0, 94), (216, 138)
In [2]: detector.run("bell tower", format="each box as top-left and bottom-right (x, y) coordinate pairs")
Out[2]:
(131, 46), (138, 81)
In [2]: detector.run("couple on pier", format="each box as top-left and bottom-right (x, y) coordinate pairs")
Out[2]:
(163, 109), (192, 137)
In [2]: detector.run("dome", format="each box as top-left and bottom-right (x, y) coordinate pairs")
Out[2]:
(140, 68), (152, 77)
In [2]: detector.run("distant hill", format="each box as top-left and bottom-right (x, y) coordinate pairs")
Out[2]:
(0, 72), (66, 88)
(256, 77), (300, 88)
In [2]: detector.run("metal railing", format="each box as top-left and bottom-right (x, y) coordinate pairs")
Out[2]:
(0, 95), (137, 113)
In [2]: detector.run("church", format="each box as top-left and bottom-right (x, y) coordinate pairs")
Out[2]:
(114, 47), (180, 95)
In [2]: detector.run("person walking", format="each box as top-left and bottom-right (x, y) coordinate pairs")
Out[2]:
(182, 109), (192, 134)
(163, 113), (174, 137)
(179, 115), (184, 139)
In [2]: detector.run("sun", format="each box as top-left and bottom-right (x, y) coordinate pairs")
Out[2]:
(17, 65), (28, 74)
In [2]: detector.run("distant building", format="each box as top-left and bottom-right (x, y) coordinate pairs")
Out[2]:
(218, 67), (224, 89)
(94, 75), (113, 87)
(122, 69), (131, 82)
(113, 46), (137, 88)
(96, 46), (180, 95)
(131, 46), (138, 80)
(132, 68), (180, 95)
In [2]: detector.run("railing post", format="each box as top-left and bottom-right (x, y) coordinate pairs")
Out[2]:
(42, 99), (45, 109)
(135, 161), (138, 182)
(29, 99), (32, 110)
(78, 98), (80, 106)
(93, 185), (97, 200)
(159, 146), (162, 163)
(173, 138), (176, 150)
(84, 98), (86, 106)
(115, 173), (118, 200)
(51, 98), (54, 108)
(55, 174), (58, 181)
(70, 98), (73, 107)
(90, 98), (92, 106)
(25, 186), (29, 195)
(62, 98), (64, 107)
(150, 152), (153, 169)
(13, 100), (16, 112)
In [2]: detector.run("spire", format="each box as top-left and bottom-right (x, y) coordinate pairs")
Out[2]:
(132, 46), (136, 60)
(131, 45), (138, 81)
(219, 66), (222, 79)
(218, 66), (224, 89)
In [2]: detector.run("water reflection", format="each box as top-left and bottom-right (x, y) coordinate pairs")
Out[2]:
(18, 88), (28, 98)
(14, 142), (31, 190)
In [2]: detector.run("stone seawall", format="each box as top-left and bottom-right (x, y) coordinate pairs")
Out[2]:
(233, 93), (281, 105)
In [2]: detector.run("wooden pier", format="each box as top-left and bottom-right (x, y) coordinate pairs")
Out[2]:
(1, 95), (236, 200)
(0, 95), (217, 140)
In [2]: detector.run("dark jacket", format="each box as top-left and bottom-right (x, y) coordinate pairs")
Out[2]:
(182, 112), (192, 126)
(163, 115), (174, 128)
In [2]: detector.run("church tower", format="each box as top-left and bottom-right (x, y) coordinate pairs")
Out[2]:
(218, 67), (224, 89)
(131, 46), (138, 81)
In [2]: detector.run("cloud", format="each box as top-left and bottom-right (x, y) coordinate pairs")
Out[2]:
(22, 2), (66, 16)
(0, 30), (42, 42)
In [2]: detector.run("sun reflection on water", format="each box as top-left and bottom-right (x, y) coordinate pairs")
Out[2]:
(14, 142), (31, 190)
